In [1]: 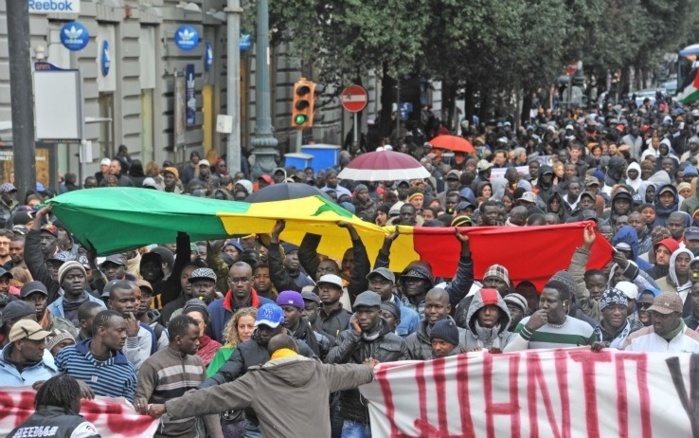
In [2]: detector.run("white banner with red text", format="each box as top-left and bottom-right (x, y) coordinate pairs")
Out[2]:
(360, 348), (698, 437)
(0, 387), (159, 437)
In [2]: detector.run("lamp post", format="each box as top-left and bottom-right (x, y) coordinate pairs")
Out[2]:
(250, 0), (278, 178)
(226, 0), (242, 174)
(6, 0), (36, 200)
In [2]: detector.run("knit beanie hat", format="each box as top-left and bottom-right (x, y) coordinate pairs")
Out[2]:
(45, 328), (75, 352)
(429, 319), (459, 346)
(503, 293), (528, 313)
(353, 184), (368, 195)
(57, 261), (87, 285)
(380, 302), (401, 320)
(549, 270), (576, 297)
(182, 298), (210, 321)
(599, 287), (628, 311)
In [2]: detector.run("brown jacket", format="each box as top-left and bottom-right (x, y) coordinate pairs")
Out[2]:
(165, 354), (373, 437)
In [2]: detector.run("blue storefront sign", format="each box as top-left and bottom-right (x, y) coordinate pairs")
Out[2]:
(186, 64), (195, 127)
(174, 25), (199, 51)
(60, 21), (89, 51)
(100, 40), (110, 76)
(239, 33), (252, 52)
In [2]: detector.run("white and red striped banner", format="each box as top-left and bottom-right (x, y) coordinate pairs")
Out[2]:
(360, 348), (698, 437)
(0, 387), (159, 437)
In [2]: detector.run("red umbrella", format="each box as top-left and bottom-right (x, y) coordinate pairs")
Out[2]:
(338, 149), (430, 181)
(429, 135), (475, 153)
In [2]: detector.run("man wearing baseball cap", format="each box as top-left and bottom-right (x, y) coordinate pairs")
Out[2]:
(366, 267), (418, 337)
(327, 291), (409, 435)
(622, 291), (699, 352)
(201, 303), (316, 436)
(0, 319), (55, 386)
(21, 281), (77, 339)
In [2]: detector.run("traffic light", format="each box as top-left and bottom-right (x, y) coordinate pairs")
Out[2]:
(291, 77), (316, 129)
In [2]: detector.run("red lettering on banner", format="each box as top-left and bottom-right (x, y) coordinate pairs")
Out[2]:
(432, 357), (448, 432)
(376, 366), (401, 437)
(525, 351), (571, 438)
(0, 391), (35, 427)
(81, 400), (153, 435)
(569, 350), (612, 438)
(614, 353), (651, 438)
(483, 353), (521, 438)
(415, 361), (427, 424)
(456, 354), (476, 437)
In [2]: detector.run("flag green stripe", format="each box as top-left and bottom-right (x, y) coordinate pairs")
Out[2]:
(48, 187), (250, 254)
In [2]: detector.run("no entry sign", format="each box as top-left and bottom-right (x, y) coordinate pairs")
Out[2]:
(340, 85), (368, 113)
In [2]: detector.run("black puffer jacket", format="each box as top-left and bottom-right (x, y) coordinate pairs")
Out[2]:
(326, 320), (409, 424)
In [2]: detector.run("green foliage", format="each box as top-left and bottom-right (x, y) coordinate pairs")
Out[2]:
(248, 0), (697, 109)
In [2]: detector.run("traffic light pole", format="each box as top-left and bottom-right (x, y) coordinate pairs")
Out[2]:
(296, 129), (302, 153)
(250, 0), (279, 179)
(6, 0), (36, 201)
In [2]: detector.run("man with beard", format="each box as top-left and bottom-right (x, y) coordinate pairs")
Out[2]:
(7, 234), (26, 270)
(593, 287), (642, 349)
(46, 261), (105, 327)
(201, 303), (315, 437)
(134, 315), (222, 437)
(56, 310), (136, 401)
(208, 262), (274, 343)
(479, 200), (503, 226)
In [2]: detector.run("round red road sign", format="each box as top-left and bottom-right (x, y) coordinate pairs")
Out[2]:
(340, 85), (368, 113)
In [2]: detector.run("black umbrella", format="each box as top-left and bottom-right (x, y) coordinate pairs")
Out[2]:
(245, 183), (333, 203)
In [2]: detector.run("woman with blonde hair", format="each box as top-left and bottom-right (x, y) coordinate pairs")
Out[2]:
(206, 307), (257, 376)
(206, 307), (257, 438)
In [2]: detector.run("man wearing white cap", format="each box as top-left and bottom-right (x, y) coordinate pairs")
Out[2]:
(95, 157), (112, 184)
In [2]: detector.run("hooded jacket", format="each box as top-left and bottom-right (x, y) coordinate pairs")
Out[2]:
(654, 248), (694, 318)
(636, 180), (656, 204)
(625, 162), (642, 192)
(326, 320), (409, 423)
(166, 354), (373, 438)
(653, 184), (679, 227)
(461, 288), (514, 350)
(612, 226), (651, 271)
(404, 316), (466, 360)
(534, 165), (555, 205)
(546, 191), (567, 221)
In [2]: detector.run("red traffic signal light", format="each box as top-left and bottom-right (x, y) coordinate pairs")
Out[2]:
(292, 78), (316, 129)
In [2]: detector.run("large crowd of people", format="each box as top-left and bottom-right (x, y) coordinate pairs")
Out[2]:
(3, 94), (699, 437)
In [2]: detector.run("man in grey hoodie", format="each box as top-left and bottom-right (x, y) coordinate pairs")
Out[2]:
(462, 288), (514, 351)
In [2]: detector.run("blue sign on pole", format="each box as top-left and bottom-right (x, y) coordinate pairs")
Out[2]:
(239, 33), (252, 52)
(60, 21), (89, 51)
(100, 40), (111, 76)
(204, 42), (213, 72)
(174, 25), (199, 51)
(186, 64), (195, 127)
